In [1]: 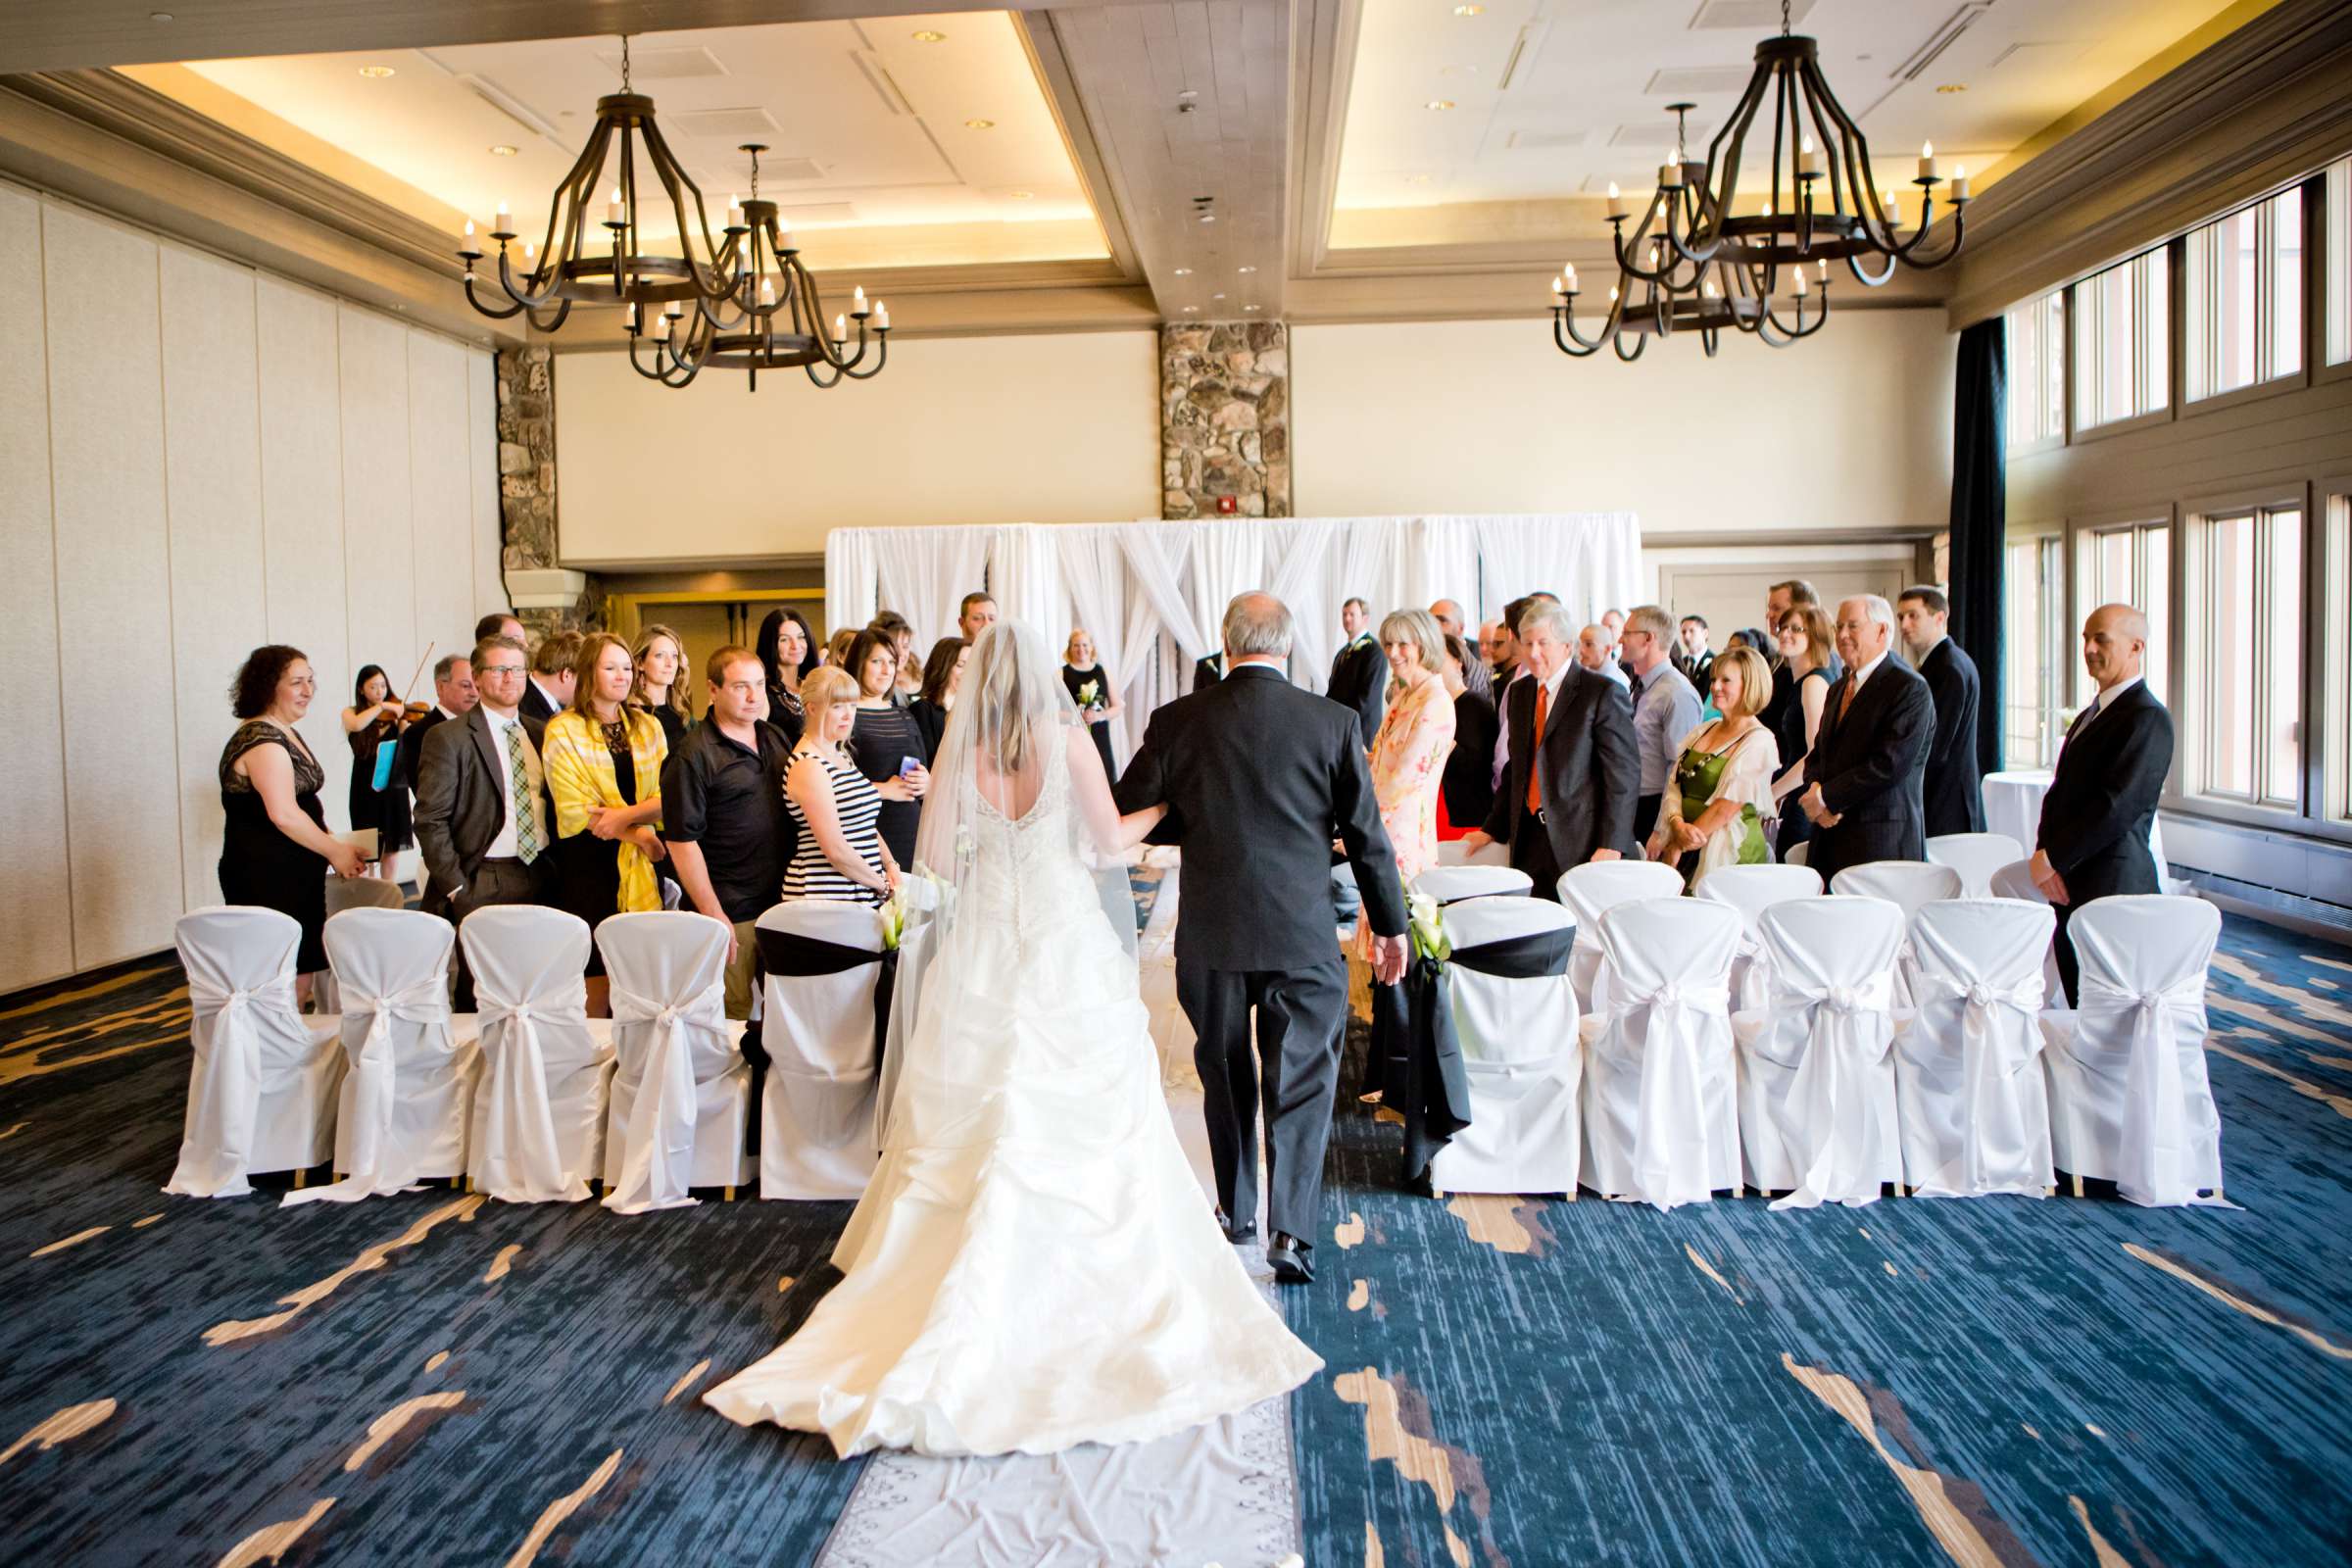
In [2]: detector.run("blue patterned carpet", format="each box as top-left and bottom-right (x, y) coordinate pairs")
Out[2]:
(2, 912), (2347, 1566)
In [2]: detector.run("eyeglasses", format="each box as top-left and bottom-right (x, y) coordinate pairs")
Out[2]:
(478, 663), (525, 676)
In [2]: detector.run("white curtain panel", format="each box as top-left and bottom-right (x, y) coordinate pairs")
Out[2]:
(870, 525), (994, 650)
(1187, 519), (1266, 650)
(1119, 522), (1211, 663)
(1327, 517), (1400, 656)
(989, 521), (1065, 640)
(1472, 512), (1642, 626)
(1057, 525), (1150, 763)
(1403, 514), (1484, 623)
(825, 528), (880, 637)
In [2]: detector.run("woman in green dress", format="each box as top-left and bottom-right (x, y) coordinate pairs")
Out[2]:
(1643, 645), (1782, 892)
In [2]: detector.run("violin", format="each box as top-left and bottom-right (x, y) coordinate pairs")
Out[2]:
(385, 643), (437, 728)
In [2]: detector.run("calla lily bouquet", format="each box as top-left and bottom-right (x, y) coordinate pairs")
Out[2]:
(880, 885), (908, 951)
(1076, 678), (1102, 710)
(1406, 891), (1451, 963)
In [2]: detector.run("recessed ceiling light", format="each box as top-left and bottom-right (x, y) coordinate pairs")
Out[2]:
(1426, 99), (1455, 112)
(1405, 173), (1432, 184)
(1453, 4), (1484, 14)
(1181, 305), (1199, 313)
(964, 119), (996, 130)
(1212, 292), (1225, 300)
(150, 12), (173, 22)
(1172, 268), (1193, 275)
(358, 65), (396, 79)
(1199, 213), (1216, 223)
(1936, 82), (1967, 93)
(1244, 304), (1260, 313)
(1238, 266), (1256, 273)
(911, 29), (947, 42)
(1007, 190), (1034, 199)
(489, 144), (519, 157)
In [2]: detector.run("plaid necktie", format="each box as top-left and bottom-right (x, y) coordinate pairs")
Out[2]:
(505, 720), (539, 864)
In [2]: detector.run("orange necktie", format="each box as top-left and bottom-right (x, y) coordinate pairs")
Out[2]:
(1526, 681), (1549, 813)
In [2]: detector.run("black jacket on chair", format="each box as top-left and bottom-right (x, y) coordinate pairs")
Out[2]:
(1802, 654), (1935, 884)
(1481, 664), (1640, 868)
(1192, 652), (1224, 692)
(1326, 635), (1387, 751)
(1918, 638), (1986, 837)
(2034, 680), (2173, 903)
(1116, 664), (1404, 972)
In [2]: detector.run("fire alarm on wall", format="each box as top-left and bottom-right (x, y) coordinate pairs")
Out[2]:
(1216, 495), (1238, 514)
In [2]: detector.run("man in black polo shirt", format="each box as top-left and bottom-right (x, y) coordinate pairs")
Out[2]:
(661, 644), (793, 1023)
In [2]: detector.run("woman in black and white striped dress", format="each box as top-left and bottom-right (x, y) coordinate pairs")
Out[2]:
(782, 665), (903, 905)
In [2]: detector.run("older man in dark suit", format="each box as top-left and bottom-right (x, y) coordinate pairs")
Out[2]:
(2030, 604), (2175, 1004)
(1897, 586), (1985, 837)
(1797, 595), (1935, 885)
(1459, 601), (1640, 898)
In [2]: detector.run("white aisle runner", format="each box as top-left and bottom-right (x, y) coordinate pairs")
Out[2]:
(813, 868), (1307, 1568)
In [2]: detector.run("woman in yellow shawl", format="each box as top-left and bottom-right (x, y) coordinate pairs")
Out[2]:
(544, 632), (669, 1015)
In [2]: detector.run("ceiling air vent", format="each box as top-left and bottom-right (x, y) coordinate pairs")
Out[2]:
(1690, 0), (1813, 30)
(669, 107), (782, 141)
(598, 45), (727, 80)
(1610, 120), (1705, 147)
(1507, 128), (1587, 150)
(1644, 65), (1753, 96)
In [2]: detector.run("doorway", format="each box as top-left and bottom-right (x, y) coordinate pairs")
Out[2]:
(608, 585), (826, 717)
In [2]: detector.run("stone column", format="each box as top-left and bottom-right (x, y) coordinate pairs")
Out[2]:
(1159, 321), (1290, 520)
(495, 345), (602, 634)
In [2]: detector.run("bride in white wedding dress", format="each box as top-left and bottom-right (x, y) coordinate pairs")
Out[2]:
(704, 620), (1322, 1458)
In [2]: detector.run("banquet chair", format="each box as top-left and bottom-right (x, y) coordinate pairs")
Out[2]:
(1579, 898), (1740, 1208)
(1892, 899), (2056, 1199)
(597, 911), (754, 1211)
(2040, 896), (2228, 1206)
(460, 906), (616, 1203)
(1986, 859), (2066, 999)
(1425, 896), (1581, 1196)
(1926, 832), (2027, 898)
(1436, 837), (1510, 868)
(1785, 842), (1809, 867)
(1558, 860), (1685, 1014)
(1412, 864), (1534, 906)
(1829, 862), (1962, 1007)
(165, 906), (345, 1198)
(755, 900), (887, 1200)
(314, 874), (406, 1014)
(289, 907), (482, 1205)
(1698, 863), (1824, 1014)
(1737, 897), (1905, 1208)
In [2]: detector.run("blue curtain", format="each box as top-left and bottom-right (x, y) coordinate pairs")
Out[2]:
(1948, 318), (2006, 776)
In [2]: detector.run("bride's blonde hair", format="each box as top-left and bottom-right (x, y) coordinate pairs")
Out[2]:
(959, 623), (1043, 776)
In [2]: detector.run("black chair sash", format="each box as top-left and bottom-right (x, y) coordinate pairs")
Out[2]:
(754, 926), (900, 1078)
(1380, 923), (1577, 1185)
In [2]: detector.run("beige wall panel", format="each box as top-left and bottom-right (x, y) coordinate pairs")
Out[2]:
(1292, 313), (1956, 537)
(255, 275), (353, 826)
(337, 304), (416, 766)
(553, 331), (1161, 565)
(42, 202), (180, 968)
(468, 350), (505, 621)
(160, 243), (268, 914)
(406, 328), (473, 665)
(0, 185), (75, 991)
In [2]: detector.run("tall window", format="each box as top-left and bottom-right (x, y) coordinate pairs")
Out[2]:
(2003, 535), (2065, 765)
(2328, 492), (2351, 820)
(2192, 505), (2303, 807)
(2005, 291), (2066, 449)
(2074, 519), (2169, 706)
(2186, 187), (2303, 401)
(2073, 248), (2169, 428)
(2328, 159), (2349, 368)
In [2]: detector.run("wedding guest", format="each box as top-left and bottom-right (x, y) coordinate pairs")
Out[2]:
(399, 655), (475, 910)
(474, 612), (524, 646)
(1796, 596), (1933, 884)
(909, 636), (970, 757)
(1768, 603), (1836, 860)
(1327, 596), (1387, 748)
(871, 611), (922, 702)
(631, 622), (693, 752)
(1429, 599), (1491, 699)
(1646, 646), (1780, 891)
(542, 633), (669, 1016)
(824, 626), (858, 671)
(956, 592), (998, 642)
(1461, 602), (1638, 898)
(843, 627), (932, 872)
(1675, 615), (1716, 690)
(1366, 610), (1456, 891)
(663, 646), (793, 1020)
(756, 609), (817, 746)
(341, 663), (414, 878)
(1622, 606), (1706, 848)
(1062, 628), (1122, 783)
(1488, 597), (1540, 793)
(220, 646), (366, 999)
(1896, 586), (1986, 837)
(783, 666), (899, 905)
(1479, 619), (1515, 685)
(2031, 605), (2174, 1004)
(1438, 633), (1497, 839)
(523, 629), (580, 725)
(1578, 623), (1631, 689)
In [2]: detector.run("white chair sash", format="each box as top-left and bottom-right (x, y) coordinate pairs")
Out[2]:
(604, 980), (731, 1214)
(282, 976), (453, 1206)
(165, 972), (299, 1199)
(1608, 976), (1732, 1209)
(1911, 969), (2045, 1195)
(2078, 972), (2227, 1208)
(474, 975), (593, 1203)
(1767, 971), (1896, 1211)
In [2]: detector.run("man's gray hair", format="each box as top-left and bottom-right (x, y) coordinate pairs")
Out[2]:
(1222, 591), (1296, 658)
(1517, 601), (1577, 645)
(1854, 593), (1895, 630)
(1624, 604), (1673, 641)
(432, 653), (467, 681)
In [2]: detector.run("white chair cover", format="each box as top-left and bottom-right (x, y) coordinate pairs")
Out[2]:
(1926, 832), (2027, 898)
(1436, 837), (1509, 867)
(1412, 864), (1534, 905)
(1698, 863), (1824, 1014)
(1829, 862), (1962, 1009)
(1894, 900), (2055, 1198)
(1785, 841), (1809, 867)
(599, 911), (752, 1213)
(756, 900), (888, 1200)
(1579, 898), (1740, 1208)
(314, 875), (407, 1014)
(1558, 860), (1685, 1014)
(1986, 858), (2066, 998)
(1426, 897), (1581, 1195)
(2042, 896), (2229, 1207)
(166, 906), (344, 1198)
(1740, 897), (1905, 1209)
(461, 906), (616, 1203)
(287, 907), (480, 1206)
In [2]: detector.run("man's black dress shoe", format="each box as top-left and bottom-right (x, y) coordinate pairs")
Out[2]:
(1268, 1233), (1313, 1285)
(1214, 1208), (1257, 1246)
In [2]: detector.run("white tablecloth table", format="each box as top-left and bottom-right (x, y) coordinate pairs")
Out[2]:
(1981, 769), (2174, 888)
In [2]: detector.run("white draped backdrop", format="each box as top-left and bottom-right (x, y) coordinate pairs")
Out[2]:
(827, 513), (1642, 765)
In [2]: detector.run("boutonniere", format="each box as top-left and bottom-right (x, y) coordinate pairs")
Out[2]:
(1077, 678), (1101, 708)
(1406, 891), (1451, 964)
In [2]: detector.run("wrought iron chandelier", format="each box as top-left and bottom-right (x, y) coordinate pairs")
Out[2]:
(456, 38), (889, 390)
